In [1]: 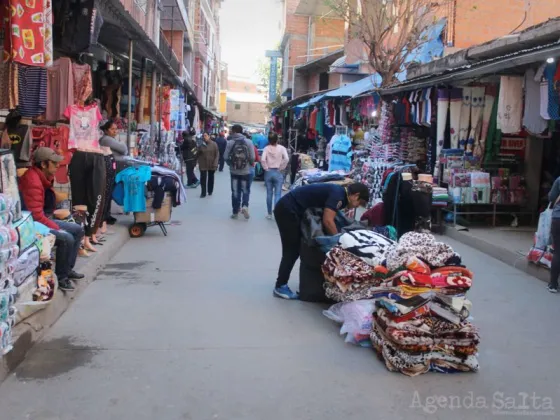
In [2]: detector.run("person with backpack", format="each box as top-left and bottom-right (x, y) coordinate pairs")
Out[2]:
(181, 128), (199, 188)
(224, 124), (255, 219)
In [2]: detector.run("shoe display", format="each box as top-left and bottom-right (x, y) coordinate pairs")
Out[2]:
(273, 285), (299, 300)
(241, 206), (250, 219)
(69, 270), (85, 280)
(58, 278), (75, 291)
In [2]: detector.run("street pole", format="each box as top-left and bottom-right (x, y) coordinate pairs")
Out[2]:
(127, 39), (134, 152)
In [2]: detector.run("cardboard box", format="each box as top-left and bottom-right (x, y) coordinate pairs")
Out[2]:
(134, 193), (172, 223)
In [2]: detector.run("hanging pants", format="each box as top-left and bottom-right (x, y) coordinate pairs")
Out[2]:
(69, 151), (107, 235)
(103, 155), (116, 222)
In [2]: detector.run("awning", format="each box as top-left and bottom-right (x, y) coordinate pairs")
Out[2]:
(295, 49), (344, 74)
(324, 75), (382, 98)
(295, 93), (327, 109)
(273, 89), (332, 113)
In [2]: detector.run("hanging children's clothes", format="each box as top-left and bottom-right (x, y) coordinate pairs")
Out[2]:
(64, 104), (102, 150)
(114, 165), (152, 213)
(328, 135), (352, 172)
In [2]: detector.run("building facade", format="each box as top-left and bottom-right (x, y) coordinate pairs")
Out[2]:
(226, 77), (268, 125)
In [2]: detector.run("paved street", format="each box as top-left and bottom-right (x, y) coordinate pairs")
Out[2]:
(0, 173), (559, 420)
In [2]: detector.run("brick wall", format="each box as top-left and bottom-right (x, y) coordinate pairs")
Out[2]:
(162, 31), (184, 64)
(454, 0), (560, 48)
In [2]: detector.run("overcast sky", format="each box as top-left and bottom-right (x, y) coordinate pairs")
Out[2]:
(220, 0), (283, 81)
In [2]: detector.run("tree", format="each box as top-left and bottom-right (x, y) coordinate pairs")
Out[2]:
(256, 57), (283, 111)
(326, 0), (448, 87)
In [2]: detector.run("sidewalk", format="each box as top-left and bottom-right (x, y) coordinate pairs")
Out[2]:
(0, 222), (130, 384)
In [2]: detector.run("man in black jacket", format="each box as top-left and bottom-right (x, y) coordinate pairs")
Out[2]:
(181, 128), (199, 187)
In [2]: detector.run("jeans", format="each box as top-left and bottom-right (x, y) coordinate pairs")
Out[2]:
(200, 170), (215, 196)
(219, 155), (225, 171)
(50, 220), (85, 280)
(264, 169), (284, 215)
(550, 219), (560, 288)
(274, 200), (301, 288)
(231, 174), (250, 214)
(185, 160), (198, 186)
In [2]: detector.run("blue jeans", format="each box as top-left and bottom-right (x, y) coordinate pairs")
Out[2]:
(264, 169), (284, 215)
(231, 174), (250, 214)
(50, 220), (85, 280)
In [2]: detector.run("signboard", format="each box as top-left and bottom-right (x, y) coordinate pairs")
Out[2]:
(265, 50), (282, 103)
(169, 89), (185, 131)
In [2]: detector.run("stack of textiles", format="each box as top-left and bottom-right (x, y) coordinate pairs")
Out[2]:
(370, 231), (480, 376)
(432, 186), (449, 207)
(322, 230), (400, 302)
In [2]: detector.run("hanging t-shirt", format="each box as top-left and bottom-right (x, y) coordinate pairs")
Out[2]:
(63, 104), (102, 150)
(18, 65), (47, 117)
(115, 165), (152, 212)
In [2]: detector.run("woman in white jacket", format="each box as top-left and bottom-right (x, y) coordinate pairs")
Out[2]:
(261, 133), (289, 219)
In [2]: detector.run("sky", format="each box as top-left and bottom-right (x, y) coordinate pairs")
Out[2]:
(220, 0), (283, 81)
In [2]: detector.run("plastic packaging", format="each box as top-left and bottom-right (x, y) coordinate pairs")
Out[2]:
(323, 300), (375, 347)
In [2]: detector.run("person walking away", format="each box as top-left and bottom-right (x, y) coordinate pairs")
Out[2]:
(19, 148), (86, 291)
(224, 124), (255, 219)
(198, 133), (219, 198)
(272, 182), (369, 299)
(216, 131), (227, 172)
(99, 120), (127, 230)
(246, 134), (261, 201)
(262, 133), (288, 219)
(181, 128), (199, 188)
(548, 175), (560, 292)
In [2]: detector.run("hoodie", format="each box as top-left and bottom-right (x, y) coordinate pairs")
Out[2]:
(224, 133), (256, 175)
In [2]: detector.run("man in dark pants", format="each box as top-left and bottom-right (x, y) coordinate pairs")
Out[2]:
(272, 182), (370, 299)
(215, 131), (227, 172)
(181, 129), (199, 187)
(19, 148), (85, 291)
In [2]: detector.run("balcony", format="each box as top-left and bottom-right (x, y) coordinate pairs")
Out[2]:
(159, 31), (182, 76)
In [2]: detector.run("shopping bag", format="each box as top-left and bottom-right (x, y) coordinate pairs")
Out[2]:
(535, 208), (553, 249)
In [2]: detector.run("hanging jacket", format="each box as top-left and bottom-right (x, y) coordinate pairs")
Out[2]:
(18, 166), (59, 230)
(328, 135), (352, 172)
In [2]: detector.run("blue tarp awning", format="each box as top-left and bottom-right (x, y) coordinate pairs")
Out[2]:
(295, 93), (327, 108)
(323, 75), (382, 98)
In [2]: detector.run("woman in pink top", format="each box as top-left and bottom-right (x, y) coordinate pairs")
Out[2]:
(261, 133), (289, 219)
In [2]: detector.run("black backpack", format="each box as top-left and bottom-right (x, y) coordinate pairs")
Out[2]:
(229, 140), (250, 170)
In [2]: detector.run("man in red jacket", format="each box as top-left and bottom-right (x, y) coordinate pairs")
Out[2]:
(19, 147), (85, 291)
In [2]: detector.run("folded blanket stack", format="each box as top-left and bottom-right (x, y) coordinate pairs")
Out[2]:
(432, 186), (449, 207)
(371, 232), (480, 376)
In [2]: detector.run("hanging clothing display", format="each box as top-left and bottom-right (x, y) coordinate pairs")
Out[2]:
(43, 0), (53, 67)
(72, 63), (93, 104)
(475, 85), (497, 159)
(436, 88), (449, 160)
(467, 87), (485, 156)
(17, 66), (47, 117)
(545, 62), (560, 120)
(46, 57), (74, 121)
(448, 88), (462, 149)
(540, 82), (551, 120)
(523, 68), (548, 134)
(497, 76), (523, 134)
(53, 0), (94, 54)
(2, 0), (47, 66)
(484, 86), (502, 163)
(458, 87), (472, 151)
(328, 135), (352, 172)
(0, 61), (18, 110)
(63, 104), (102, 150)
(114, 165), (152, 213)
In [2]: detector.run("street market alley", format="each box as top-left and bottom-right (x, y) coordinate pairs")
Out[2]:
(0, 173), (559, 420)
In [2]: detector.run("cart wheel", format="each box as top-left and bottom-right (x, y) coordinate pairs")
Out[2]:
(129, 223), (146, 238)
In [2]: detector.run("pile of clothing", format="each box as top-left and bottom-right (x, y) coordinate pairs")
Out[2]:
(432, 186), (449, 207)
(371, 232), (480, 376)
(322, 230), (400, 302)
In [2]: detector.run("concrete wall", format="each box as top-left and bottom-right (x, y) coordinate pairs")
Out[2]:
(228, 79), (260, 94)
(162, 31), (184, 64)
(227, 101), (267, 125)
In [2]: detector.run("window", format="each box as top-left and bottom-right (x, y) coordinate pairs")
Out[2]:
(234, 104), (241, 110)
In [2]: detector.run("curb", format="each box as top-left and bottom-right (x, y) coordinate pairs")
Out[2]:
(444, 227), (549, 282)
(0, 223), (130, 384)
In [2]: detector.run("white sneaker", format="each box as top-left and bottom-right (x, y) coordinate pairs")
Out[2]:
(266, 214), (273, 220)
(231, 213), (239, 219)
(241, 206), (250, 219)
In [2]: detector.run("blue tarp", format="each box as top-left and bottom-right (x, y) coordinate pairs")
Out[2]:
(324, 75), (382, 98)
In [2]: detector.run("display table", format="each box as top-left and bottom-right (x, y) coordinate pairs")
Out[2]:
(443, 203), (533, 227)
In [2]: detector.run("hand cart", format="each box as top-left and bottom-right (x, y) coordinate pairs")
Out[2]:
(129, 192), (173, 238)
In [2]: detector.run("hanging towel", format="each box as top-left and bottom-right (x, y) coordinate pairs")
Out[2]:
(449, 88), (463, 149)
(458, 87), (472, 151)
(540, 82), (551, 120)
(467, 87), (486, 156)
(497, 76), (523, 134)
(523, 69), (548, 134)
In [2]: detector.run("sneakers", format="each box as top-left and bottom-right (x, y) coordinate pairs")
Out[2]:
(266, 214), (273, 220)
(548, 284), (558, 293)
(231, 213), (239, 219)
(273, 285), (299, 300)
(58, 278), (75, 291)
(68, 270), (85, 280)
(241, 206), (250, 219)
